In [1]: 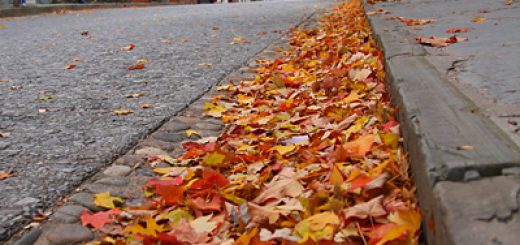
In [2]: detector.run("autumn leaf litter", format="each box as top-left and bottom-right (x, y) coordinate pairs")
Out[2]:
(82, 1), (421, 244)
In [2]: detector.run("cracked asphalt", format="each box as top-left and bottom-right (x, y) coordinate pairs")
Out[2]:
(0, 0), (331, 239)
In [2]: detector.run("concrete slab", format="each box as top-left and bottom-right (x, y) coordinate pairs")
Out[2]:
(433, 176), (520, 245)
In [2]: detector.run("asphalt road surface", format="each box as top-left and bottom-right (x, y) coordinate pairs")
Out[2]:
(0, 0), (331, 239)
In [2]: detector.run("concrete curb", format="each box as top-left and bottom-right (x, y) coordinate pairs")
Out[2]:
(363, 1), (520, 244)
(0, 3), (189, 18)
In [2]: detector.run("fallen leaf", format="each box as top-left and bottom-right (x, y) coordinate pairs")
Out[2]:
(80, 31), (89, 36)
(294, 212), (340, 243)
(472, 17), (487, 23)
(212, 26), (220, 30)
(64, 65), (76, 70)
(190, 215), (217, 233)
(416, 35), (467, 47)
(123, 44), (135, 51)
(446, 28), (470, 33)
(254, 176), (304, 203)
(185, 129), (202, 138)
(366, 9), (389, 15)
(343, 195), (386, 220)
(231, 37), (246, 44)
(38, 108), (49, 113)
(124, 92), (145, 98)
(127, 64), (145, 70)
(180, 38), (191, 43)
(198, 63), (212, 68)
(391, 16), (435, 26)
(0, 171), (14, 180)
(342, 134), (376, 157)
(80, 209), (121, 229)
(113, 108), (133, 116)
(268, 145), (296, 155)
(0, 132), (11, 138)
(0, 24), (6, 30)
(505, 0), (513, 5)
(259, 228), (298, 242)
(94, 192), (123, 209)
(136, 59), (149, 64)
(456, 145), (475, 151)
(203, 152), (227, 167)
(139, 103), (152, 109)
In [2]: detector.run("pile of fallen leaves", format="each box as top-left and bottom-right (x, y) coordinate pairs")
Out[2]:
(82, 0), (421, 244)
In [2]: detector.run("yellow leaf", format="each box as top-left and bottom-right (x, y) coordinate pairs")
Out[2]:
(294, 212), (340, 243)
(237, 94), (254, 105)
(380, 132), (399, 149)
(343, 90), (365, 103)
(124, 216), (163, 238)
(185, 129), (202, 138)
(203, 152), (227, 167)
(136, 59), (149, 64)
(329, 165), (344, 185)
(235, 227), (258, 245)
(388, 209), (422, 235)
(237, 145), (255, 151)
(94, 192), (123, 209)
(113, 108), (132, 116)
(268, 145), (296, 155)
(375, 225), (407, 245)
(153, 167), (176, 175)
(472, 17), (487, 23)
(203, 103), (227, 118)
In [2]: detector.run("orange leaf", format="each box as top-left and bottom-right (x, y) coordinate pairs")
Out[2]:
(342, 134), (375, 157)
(80, 209), (121, 229)
(128, 64), (145, 70)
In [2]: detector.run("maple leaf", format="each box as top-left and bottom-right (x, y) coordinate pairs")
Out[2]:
(343, 195), (386, 221)
(80, 209), (121, 229)
(64, 64), (76, 70)
(253, 176), (304, 204)
(190, 215), (217, 233)
(94, 192), (123, 209)
(294, 212), (340, 243)
(203, 152), (227, 167)
(366, 223), (407, 245)
(342, 134), (376, 157)
(124, 216), (164, 238)
(236, 227), (259, 245)
(167, 219), (211, 244)
(388, 209), (422, 236)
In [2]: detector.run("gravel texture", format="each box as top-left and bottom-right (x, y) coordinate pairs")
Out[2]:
(0, 0), (332, 240)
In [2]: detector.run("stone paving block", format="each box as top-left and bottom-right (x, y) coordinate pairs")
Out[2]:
(433, 176), (520, 245)
(45, 224), (93, 245)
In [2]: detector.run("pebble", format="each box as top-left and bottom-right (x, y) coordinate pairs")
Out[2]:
(55, 205), (85, 218)
(95, 177), (129, 186)
(152, 132), (185, 143)
(69, 193), (103, 211)
(51, 212), (79, 223)
(46, 224), (93, 245)
(195, 122), (223, 131)
(103, 165), (132, 177)
(14, 228), (41, 245)
(134, 147), (168, 157)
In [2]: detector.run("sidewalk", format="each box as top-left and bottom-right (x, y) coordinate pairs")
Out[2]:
(364, 0), (520, 244)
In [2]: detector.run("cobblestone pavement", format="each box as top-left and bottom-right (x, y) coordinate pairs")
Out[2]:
(0, 1), (332, 240)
